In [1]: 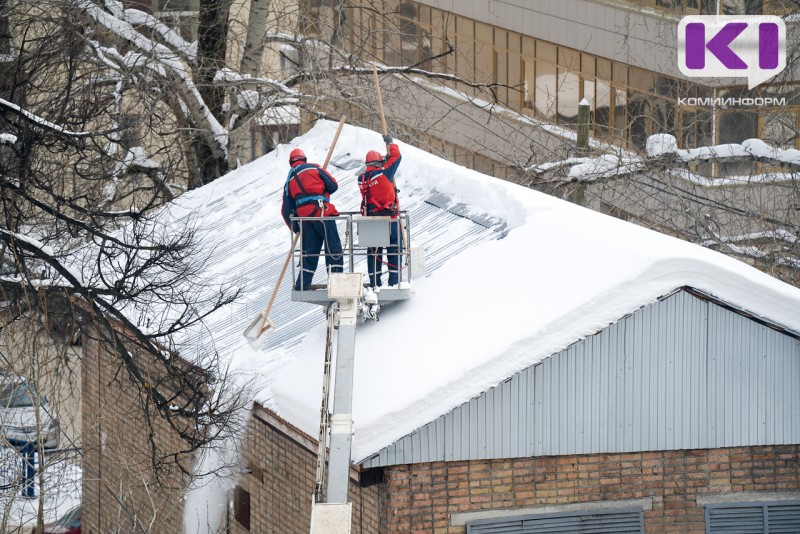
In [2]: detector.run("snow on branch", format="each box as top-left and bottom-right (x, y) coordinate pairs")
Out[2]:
(0, 228), (85, 287)
(702, 229), (800, 247)
(102, 146), (163, 205)
(77, 0), (228, 157)
(214, 68), (299, 96)
(122, 8), (198, 62)
(702, 231), (800, 269)
(0, 98), (96, 138)
(666, 167), (796, 186)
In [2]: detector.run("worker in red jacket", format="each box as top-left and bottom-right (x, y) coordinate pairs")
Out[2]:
(281, 148), (343, 290)
(358, 134), (402, 287)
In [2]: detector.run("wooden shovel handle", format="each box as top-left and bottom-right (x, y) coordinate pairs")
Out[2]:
(371, 66), (406, 262)
(372, 65), (390, 152)
(323, 115), (347, 169)
(259, 232), (300, 334)
(257, 116), (347, 334)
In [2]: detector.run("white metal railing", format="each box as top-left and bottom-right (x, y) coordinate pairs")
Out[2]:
(289, 211), (412, 289)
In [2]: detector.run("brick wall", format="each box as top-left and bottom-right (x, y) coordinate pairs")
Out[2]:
(379, 445), (800, 533)
(233, 404), (387, 534)
(82, 334), (191, 533)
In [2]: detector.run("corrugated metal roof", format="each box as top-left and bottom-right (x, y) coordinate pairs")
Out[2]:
(176, 153), (505, 369)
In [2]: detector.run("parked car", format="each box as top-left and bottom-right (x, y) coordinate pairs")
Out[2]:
(32, 505), (81, 534)
(0, 378), (59, 449)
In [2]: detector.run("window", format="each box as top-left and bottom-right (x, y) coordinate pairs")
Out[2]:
(557, 48), (580, 126)
(280, 45), (300, 77)
(250, 126), (281, 161)
(705, 501), (800, 533)
(305, 0), (331, 36)
(155, 0), (199, 41)
(535, 61), (557, 120)
(522, 59), (535, 110)
(0, 2), (12, 59)
(612, 86), (627, 142)
(718, 88), (758, 174)
(466, 508), (644, 533)
(399, 1), (419, 65)
(762, 111), (798, 149)
(0, 381), (37, 408)
(494, 49), (507, 102)
(595, 81), (612, 137)
(558, 68), (580, 126)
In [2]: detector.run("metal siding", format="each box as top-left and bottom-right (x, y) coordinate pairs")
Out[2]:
(365, 291), (800, 467)
(533, 362), (543, 456)
(613, 318), (626, 454)
(707, 305), (788, 449)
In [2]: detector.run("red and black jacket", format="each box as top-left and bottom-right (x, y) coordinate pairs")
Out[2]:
(281, 162), (340, 229)
(358, 143), (401, 216)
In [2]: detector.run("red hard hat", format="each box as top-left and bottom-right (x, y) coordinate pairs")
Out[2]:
(289, 148), (306, 164)
(365, 150), (382, 166)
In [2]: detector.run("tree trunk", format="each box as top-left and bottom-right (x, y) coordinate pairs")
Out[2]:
(189, 0), (233, 189)
(187, 135), (229, 190)
(239, 0), (272, 77)
(196, 0), (231, 118)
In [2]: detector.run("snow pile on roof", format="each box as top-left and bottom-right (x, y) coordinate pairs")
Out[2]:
(647, 133), (800, 165)
(256, 104), (300, 126)
(539, 134), (800, 184)
(567, 152), (646, 180)
(174, 120), (800, 464)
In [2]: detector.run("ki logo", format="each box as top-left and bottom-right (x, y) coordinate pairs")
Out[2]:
(678, 16), (786, 89)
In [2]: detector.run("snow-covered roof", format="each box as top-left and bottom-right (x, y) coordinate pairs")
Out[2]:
(171, 120), (800, 465)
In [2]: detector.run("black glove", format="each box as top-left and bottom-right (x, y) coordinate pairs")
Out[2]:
(382, 134), (393, 144)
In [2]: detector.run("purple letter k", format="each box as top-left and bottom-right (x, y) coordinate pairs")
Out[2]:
(686, 22), (748, 70)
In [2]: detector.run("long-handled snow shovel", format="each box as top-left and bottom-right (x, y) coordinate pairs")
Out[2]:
(243, 115), (347, 349)
(372, 65), (407, 259)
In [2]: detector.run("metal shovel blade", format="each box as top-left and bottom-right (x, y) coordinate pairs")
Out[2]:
(243, 312), (275, 350)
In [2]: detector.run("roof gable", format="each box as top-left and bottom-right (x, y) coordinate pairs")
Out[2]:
(360, 289), (800, 467)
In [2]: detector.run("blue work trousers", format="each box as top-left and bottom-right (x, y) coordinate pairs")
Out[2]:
(367, 219), (402, 287)
(296, 218), (343, 290)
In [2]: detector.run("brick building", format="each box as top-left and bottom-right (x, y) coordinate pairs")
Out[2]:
(233, 286), (800, 533)
(195, 124), (798, 533)
(77, 122), (800, 533)
(235, 413), (800, 533)
(82, 331), (195, 533)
